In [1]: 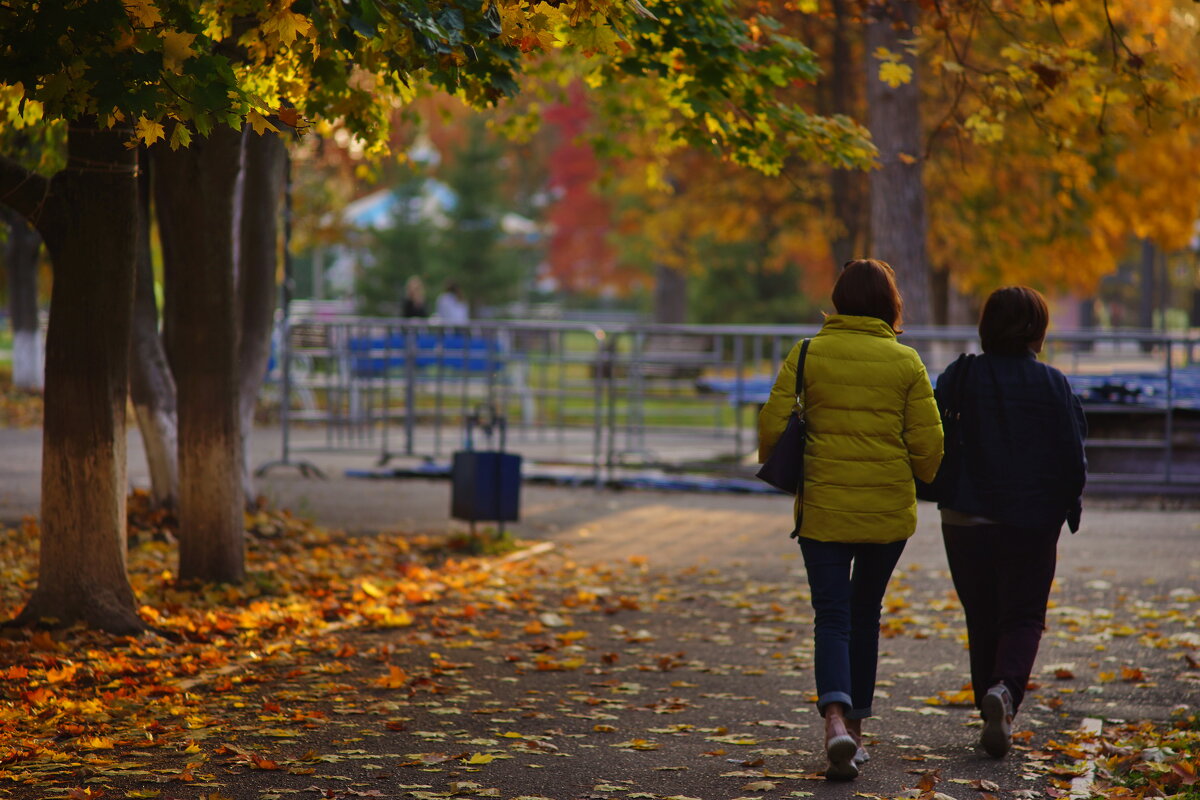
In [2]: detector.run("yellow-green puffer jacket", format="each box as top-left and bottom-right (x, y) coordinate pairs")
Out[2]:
(758, 314), (943, 543)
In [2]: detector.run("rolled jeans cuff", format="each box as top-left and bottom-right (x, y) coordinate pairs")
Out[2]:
(816, 691), (853, 717)
(846, 706), (873, 721)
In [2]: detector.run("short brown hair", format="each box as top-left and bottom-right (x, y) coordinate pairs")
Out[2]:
(978, 286), (1049, 355)
(832, 259), (904, 332)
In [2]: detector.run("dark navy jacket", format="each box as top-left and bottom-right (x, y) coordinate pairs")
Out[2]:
(932, 351), (1087, 532)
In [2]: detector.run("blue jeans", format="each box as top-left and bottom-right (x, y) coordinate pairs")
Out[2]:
(798, 536), (907, 719)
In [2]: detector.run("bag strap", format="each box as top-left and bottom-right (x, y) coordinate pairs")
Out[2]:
(948, 353), (973, 443)
(793, 338), (810, 402)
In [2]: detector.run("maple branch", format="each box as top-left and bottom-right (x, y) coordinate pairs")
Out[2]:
(1100, 0), (1160, 124)
(1047, 4), (1069, 48)
(1100, 0), (1137, 68)
(1011, 82), (1066, 147)
(927, 6), (978, 161)
(0, 154), (52, 230)
(936, 4), (997, 80)
(978, 0), (1023, 48)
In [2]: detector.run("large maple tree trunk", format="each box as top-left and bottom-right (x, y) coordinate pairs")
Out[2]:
(2, 207), (42, 391)
(0, 121), (143, 632)
(237, 131), (286, 506)
(154, 127), (245, 584)
(865, 0), (932, 326)
(826, 0), (867, 273)
(653, 264), (688, 323)
(130, 151), (179, 509)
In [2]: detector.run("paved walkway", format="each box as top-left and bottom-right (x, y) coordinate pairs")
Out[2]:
(2, 425), (1198, 798)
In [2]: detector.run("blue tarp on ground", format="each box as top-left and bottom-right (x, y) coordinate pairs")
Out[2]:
(347, 463), (782, 494)
(697, 366), (1200, 411)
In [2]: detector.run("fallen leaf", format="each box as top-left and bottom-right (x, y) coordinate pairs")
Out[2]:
(741, 781), (779, 791)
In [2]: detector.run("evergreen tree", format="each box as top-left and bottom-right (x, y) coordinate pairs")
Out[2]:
(359, 173), (435, 315)
(433, 117), (529, 314)
(360, 117), (535, 316)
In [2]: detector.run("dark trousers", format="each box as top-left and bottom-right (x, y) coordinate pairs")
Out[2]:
(797, 536), (907, 719)
(942, 522), (1061, 713)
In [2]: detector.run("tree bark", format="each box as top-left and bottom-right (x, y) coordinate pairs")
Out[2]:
(129, 149), (179, 509)
(653, 264), (688, 323)
(154, 126), (245, 584)
(865, 0), (932, 326)
(827, 0), (867, 273)
(1, 121), (143, 633)
(237, 131), (286, 506)
(1138, 238), (1157, 330)
(2, 207), (42, 391)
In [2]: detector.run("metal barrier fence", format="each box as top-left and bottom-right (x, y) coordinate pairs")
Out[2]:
(259, 316), (1200, 490)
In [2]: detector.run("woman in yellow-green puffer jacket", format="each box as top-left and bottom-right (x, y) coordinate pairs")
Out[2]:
(758, 259), (942, 782)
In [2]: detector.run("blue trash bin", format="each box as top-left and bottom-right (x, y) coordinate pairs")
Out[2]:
(451, 413), (521, 532)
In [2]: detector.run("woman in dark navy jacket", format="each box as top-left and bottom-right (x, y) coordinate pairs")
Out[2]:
(931, 286), (1087, 759)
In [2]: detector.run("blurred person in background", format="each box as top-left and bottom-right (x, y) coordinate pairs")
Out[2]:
(402, 275), (428, 318)
(435, 279), (469, 323)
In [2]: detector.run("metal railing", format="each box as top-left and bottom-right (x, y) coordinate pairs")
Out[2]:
(259, 316), (1200, 490)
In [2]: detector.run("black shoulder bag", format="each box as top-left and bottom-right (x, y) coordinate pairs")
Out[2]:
(756, 339), (810, 494)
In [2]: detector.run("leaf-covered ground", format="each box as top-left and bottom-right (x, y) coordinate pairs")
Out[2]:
(0, 384), (41, 429)
(0, 503), (1197, 800)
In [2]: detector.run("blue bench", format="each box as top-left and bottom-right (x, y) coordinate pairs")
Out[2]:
(348, 333), (505, 378)
(1067, 368), (1200, 410)
(697, 367), (1200, 411)
(695, 375), (775, 407)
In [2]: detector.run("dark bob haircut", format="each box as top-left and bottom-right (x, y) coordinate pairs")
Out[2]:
(832, 259), (904, 333)
(978, 286), (1049, 355)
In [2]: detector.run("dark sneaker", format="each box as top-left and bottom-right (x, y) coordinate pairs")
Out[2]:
(825, 734), (859, 780)
(980, 684), (1014, 758)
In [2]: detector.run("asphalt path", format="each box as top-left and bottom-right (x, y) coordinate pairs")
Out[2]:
(1, 425), (1198, 799)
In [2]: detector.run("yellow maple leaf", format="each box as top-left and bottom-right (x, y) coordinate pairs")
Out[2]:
(878, 61), (913, 88)
(169, 121), (192, 150)
(568, 21), (621, 55)
(135, 115), (166, 146)
(464, 753), (497, 764)
(265, 10), (312, 46)
(125, 0), (163, 27)
(81, 736), (116, 750)
(160, 30), (196, 73)
(380, 609), (413, 627)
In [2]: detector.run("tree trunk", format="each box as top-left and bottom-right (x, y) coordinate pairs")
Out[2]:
(945, 278), (975, 326)
(237, 131), (286, 507)
(1137, 238), (1157, 352)
(1138, 238), (1157, 330)
(865, 0), (931, 326)
(827, 0), (867, 273)
(2, 207), (42, 391)
(154, 126), (245, 584)
(129, 149), (179, 509)
(1, 120), (143, 633)
(653, 264), (688, 323)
